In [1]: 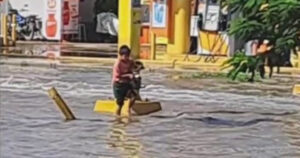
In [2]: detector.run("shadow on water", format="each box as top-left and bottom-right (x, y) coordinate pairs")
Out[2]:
(280, 118), (300, 157)
(151, 110), (298, 119)
(151, 110), (288, 127)
(185, 117), (280, 127)
(1, 64), (300, 157)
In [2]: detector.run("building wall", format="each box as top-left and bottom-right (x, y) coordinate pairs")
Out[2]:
(79, 0), (96, 23)
(0, 0), (8, 14)
(78, 0), (101, 42)
(78, 0), (119, 42)
(9, 0), (44, 17)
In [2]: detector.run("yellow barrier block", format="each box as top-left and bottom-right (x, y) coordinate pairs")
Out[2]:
(293, 85), (300, 96)
(94, 100), (161, 116)
(94, 100), (130, 116)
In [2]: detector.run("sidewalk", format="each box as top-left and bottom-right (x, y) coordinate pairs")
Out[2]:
(2, 41), (118, 58)
(1, 41), (299, 74)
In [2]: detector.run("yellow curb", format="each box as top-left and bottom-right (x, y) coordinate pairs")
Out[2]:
(2, 53), (300, 74)
(49, 56), (300, 73)
(293, 85), (300, 96)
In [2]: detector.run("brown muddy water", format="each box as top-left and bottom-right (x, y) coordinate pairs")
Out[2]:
(0, 63), (300, 158)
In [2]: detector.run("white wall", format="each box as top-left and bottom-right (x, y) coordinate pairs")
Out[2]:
(0, 0), (8, 13)
(9, 0), (44, 17)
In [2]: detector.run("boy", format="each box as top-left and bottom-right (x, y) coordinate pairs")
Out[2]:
(112, 45), (136, 116)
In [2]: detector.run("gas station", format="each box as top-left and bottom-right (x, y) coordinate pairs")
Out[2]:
(1, 0), (298, 67)
(119, 0), (237, 64)
(0, 0), (237, 64)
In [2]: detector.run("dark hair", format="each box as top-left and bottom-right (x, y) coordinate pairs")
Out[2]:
(119, 45), (131, 56)
(134, 61), (145, 70)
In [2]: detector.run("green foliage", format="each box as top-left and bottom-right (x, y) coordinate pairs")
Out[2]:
(223, 0), (300, 81)
(227, 0), (300, 53)
(222, 51), (259, 80)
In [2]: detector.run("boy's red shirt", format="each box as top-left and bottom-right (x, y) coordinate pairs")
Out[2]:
(112, 59), (134, 84)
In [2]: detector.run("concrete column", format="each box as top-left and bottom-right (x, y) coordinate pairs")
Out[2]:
(167, 0), (191, 56)
(118, 0), (141, 59)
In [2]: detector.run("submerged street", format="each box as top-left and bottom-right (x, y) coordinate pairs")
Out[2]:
(1, 0), (300, 157)
(0, 62), (300, 158)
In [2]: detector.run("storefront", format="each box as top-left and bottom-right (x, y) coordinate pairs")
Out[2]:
(135, 0), (237, 60)
(6, 0), (79, 41)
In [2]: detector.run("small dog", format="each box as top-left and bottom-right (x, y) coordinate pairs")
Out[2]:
(127, 61), (145, 101)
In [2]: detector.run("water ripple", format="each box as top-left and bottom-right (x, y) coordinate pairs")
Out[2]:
(0, 64), (299, 158)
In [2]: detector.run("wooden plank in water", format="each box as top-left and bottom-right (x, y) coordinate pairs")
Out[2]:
(48, 87), (76, 120)
(132, 101), (162, 115)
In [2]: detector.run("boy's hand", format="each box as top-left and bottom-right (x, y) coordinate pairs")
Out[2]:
(121, 73), (134, 79)
(129, 74), (134, 79)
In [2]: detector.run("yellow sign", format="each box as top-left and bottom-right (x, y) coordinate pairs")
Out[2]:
(198, 31), (229, 55)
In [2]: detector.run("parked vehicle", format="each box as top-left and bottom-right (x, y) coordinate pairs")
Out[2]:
(8, 9), (45, 40)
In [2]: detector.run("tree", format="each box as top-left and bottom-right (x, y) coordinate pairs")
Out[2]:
(223, 0), (300, 81)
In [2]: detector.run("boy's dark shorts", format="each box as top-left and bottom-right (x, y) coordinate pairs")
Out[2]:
(113, 82), (132, 107)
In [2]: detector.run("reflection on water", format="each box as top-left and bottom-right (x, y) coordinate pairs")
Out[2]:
(281, 116), (300, 157)
(108, 121), (143, 158)
(0, 63), (300, 158)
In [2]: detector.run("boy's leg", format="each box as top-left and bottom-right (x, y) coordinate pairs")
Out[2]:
(116, 99), (124, 116)
(113, 83), (126, 116)
(126, 82), (138, 117)
(127, 97), (136, 117)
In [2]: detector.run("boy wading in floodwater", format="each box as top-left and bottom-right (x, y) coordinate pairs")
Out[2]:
(112, 45), (137, 117)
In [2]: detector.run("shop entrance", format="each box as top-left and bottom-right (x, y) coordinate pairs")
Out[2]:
(77, 0), (118, 43)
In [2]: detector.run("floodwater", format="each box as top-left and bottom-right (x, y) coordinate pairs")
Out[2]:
(0, 63), (300, 158)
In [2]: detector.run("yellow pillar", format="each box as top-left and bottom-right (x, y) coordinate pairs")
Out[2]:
(118, 0), (141, 59)
(298, 52), (300, 68)
(1, 14), (8, 46)
(150, 32), (156, 60)
(11, 14), (17, 45)
(167, 0), (191, 56)
(292, 51), (299, 68)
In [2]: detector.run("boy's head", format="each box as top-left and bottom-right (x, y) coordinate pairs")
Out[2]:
(119, 45), (131, 61)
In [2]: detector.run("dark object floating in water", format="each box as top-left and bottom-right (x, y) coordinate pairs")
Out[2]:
(186, 117), (280, 127)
